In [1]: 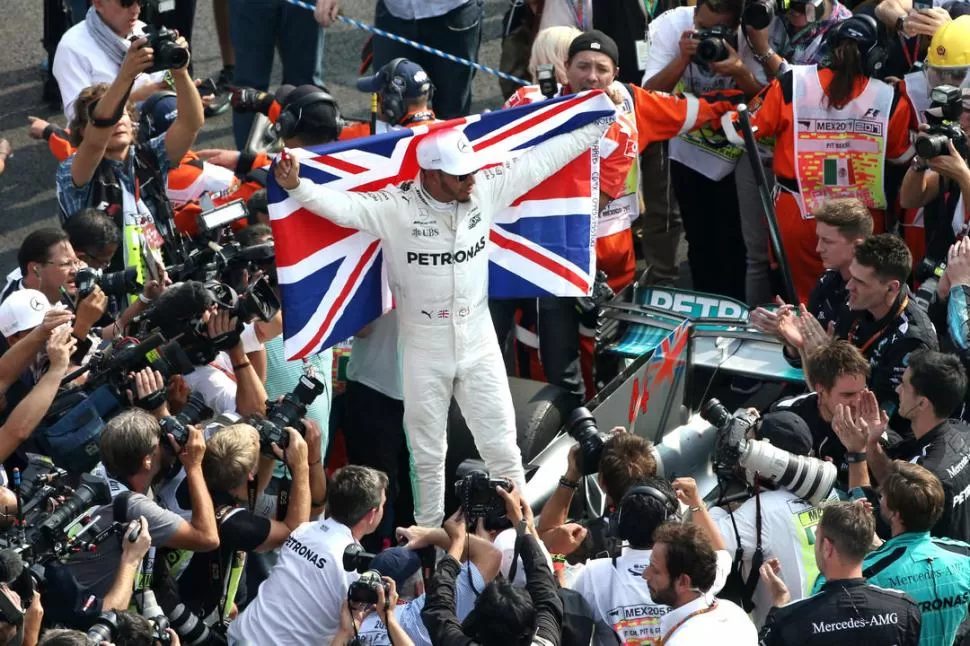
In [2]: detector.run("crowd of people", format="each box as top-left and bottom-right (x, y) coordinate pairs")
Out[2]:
(1, 0), (970, 644)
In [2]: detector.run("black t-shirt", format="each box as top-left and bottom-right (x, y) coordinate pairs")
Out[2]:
(177, 496), (271, 617)
(888, 420), (970, 542)
(771, 393), (852, 490)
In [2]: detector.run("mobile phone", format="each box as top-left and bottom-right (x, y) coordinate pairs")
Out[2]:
(913, 0), (933, 11)
(198, 78), (218, 98)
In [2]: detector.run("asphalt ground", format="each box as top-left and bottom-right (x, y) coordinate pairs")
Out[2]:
(0, 0), (513, 273)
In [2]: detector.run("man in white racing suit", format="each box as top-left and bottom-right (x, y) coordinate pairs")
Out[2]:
(274, 115), (611, 526)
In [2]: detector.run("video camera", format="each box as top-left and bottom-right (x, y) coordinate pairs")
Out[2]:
(246, 374), (326, 457)
(693, 27), (734, 64)
(454, 466), (512, 529)
(701, 398), (836, 504)
(138, 25), (189, 73)
(917, 85), (969, 160)
(75, 266), (141, 301)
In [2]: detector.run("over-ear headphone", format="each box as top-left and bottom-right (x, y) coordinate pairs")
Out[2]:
(608, 483), (679, 539)
(379, 58), (435, 125)
(274, 90), (345, 141)
(138, 90), (177, 142)
(825, 14), (887, 78)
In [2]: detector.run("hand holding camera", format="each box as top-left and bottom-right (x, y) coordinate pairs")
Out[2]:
(121, 37), (155, 83)
(496, 481), (533, 530)
(272, 428), (309, 471)
(678, 30), (699, 62)
(168, 424), (205, 470)
(709, 40), (746, 78)
(75, 285), (108, 334)
(375, 576), (399, 624)
(926, 138), (970, 184)
(443, 508), (467, 545)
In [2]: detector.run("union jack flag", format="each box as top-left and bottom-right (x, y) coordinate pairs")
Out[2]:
(268, 91), (615, 359)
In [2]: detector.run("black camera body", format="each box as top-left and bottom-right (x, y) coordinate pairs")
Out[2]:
(140, 25), (189, 73)
(454, 470), (512, 522)
(700, 398), (759, 480)
(75, 267), (141, 301)
(567, 407), (614, 476)
(694, 27), (734, 64)
(247, 374), (326, 456)
(917, 85), (969, 160)
(160, 391), (213, 448)
(348, 570), (389, 605)
(343, 544), (377, 573)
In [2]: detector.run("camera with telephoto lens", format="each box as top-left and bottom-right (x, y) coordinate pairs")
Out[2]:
(347, 570), (390, 605)
(139, 25), (189, 73)
(914, 256), (947, 310)
(454, 469), (512, 523)
(741, 0), (776, 29)
(916, 85), (969, 159)
(160, 391), (213, 450)
(167, 602), (225, 646)
(138, 588), (172, 645)
(246, 374), (326, 456)
(86, 611), (120, 645)
(205, 277), (280, 325)
(566, 407), (616, 476)
(75, 266), (141, 300)
(33, 472), (113, 554)
(343, 544), (377, 573)
(693, 27), (734, 64)
(536, 63), (558, 99)
(701, 398), (837, 504)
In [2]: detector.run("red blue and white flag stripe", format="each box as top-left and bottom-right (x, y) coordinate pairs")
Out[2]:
(268, 90), (614, 359)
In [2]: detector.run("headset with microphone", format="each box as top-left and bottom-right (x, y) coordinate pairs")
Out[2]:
(825, 14), (888, 78)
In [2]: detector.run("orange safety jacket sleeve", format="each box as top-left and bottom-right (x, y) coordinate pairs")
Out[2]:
(630, 84), (743, 150)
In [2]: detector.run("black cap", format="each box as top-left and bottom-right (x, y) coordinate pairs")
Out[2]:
(568, 30), (620, 67)
(756, 412), (814, 456)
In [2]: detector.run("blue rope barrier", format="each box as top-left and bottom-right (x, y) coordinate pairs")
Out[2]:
(284, 0), (531, 86)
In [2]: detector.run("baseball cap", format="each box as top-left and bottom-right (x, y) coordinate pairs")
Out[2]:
(139, 91), (178, 140)
(416, 128), (480, 176)
(369, 546), (421, 589)
(756, 411), (813, 456)
(568, 30), (620, 66)
(357, 59), (432, 98)
(0, 289), (51, 338)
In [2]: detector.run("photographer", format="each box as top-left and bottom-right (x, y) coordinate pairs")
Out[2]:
(51, 0), (167, 120)
(538, 431), (657, 560)
(571, 476), (732, 645)
(708, 411), (827, 627)
(175, 423), (313, 620)
(837, 349), (970, 542)
(815, 462), (970, 646)
(56, 30), (203, 281)
(422, 485), (564, 646)
(643, 0), (756, 301)
(60, 411), (218, 600)
(333, 578), (413, 646)
(758, 502), (921, 646)
(899, 89), (970, 255)
(228, 465), (388, 646)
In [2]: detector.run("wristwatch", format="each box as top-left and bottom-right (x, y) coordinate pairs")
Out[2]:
(912, 155), (930, 172)
(896, 15), (907, 33)
(846, 452), (868, 463)
(753, 48), (776, 65)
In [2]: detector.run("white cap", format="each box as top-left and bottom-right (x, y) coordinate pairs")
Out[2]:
(416, 128), (480, 176)
(0, 289), (51, 338)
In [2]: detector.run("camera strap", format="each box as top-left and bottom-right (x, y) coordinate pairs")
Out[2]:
(276, 474), (291, 522)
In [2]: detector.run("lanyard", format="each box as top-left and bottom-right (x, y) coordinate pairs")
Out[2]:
(567, 0), (592, 30)
(643, 0), (660, 20)
(848, 296), (909, 354)
(899, 33), (921, 70)
(660, 601), (718, 645)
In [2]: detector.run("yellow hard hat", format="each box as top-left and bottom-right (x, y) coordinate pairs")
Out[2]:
(927, 15), (970, 68)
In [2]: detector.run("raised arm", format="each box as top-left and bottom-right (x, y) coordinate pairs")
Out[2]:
(276, 152), (395, 238)
(481, 119), (610, 213)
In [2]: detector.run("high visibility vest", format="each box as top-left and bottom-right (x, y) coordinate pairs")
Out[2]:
(791, 64), (893, 218)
